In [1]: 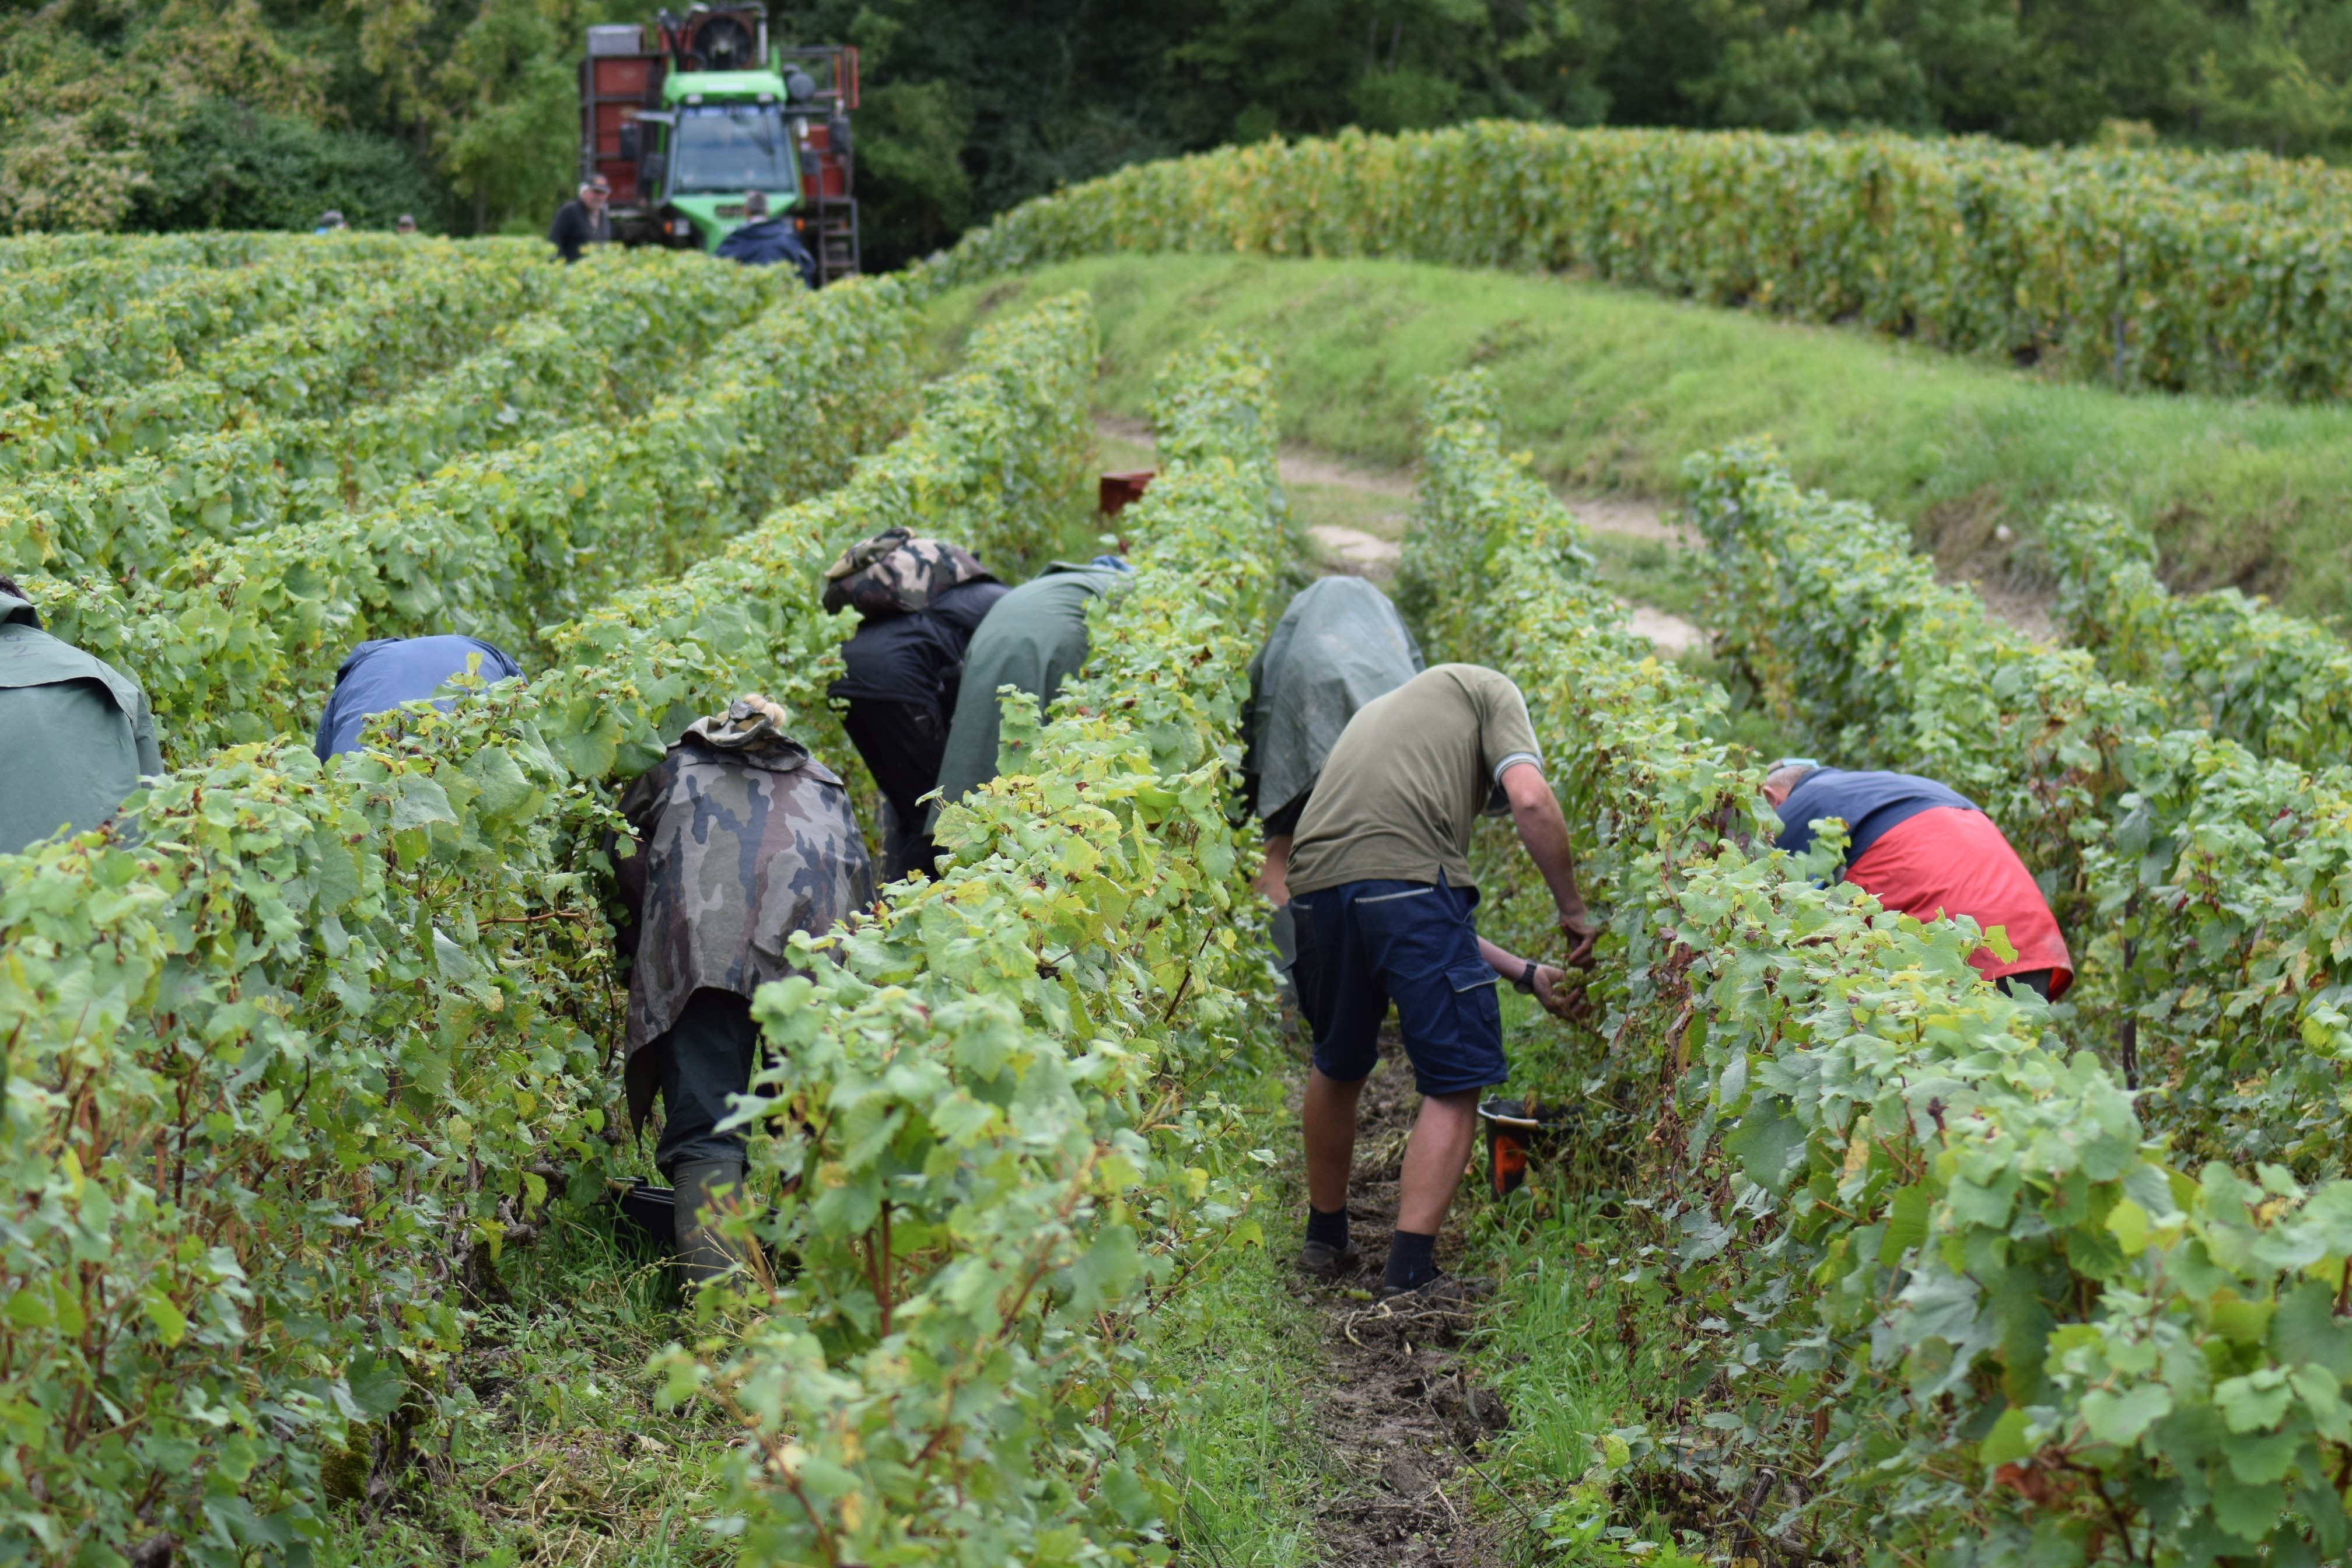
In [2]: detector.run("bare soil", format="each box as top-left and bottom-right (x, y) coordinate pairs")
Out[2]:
(1287, 1034), (1518, 1567)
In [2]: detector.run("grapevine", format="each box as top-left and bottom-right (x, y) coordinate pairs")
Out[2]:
(0, 288), (1105, 1564)
(1411, 370), (2352, 1563)
(925, 123), (2352, 400)
(0, 252), (782, 575)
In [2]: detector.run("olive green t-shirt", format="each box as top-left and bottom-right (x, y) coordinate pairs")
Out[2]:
(1285, 663), (1542, 897)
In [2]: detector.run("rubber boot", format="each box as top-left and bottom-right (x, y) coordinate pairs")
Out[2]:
(671, 1158), (747, 1290)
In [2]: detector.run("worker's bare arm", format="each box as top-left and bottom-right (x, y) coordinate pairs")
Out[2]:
(1255, 832), (1293, 907)
(1500, 760), (1597, 965)
(1476, 935), (1589, 1022)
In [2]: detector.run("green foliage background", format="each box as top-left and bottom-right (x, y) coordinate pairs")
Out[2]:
(13, 0), (2352, 256)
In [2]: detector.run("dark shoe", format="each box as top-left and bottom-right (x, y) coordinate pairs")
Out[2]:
(1374, 1269), (1496, 1307)
(1298, 1237), (1362, 1281)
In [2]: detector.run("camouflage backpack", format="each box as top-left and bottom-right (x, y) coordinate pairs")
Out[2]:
(820, 527), (992, 615)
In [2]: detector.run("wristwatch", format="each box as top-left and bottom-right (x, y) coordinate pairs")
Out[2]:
(1513, 958), (1539, 995)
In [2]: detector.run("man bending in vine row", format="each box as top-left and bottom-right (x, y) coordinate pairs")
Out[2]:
(1283, 663), (1596, 1301)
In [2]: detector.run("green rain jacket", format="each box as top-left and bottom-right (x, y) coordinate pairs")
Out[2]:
(0, 585), (163, 854)
(929, 562), (1126, 822)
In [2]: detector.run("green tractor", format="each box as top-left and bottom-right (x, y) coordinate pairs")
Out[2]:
(579, 3), (858, 280)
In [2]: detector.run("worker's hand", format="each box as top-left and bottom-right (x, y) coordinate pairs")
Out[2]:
(1531, 964), (1591, 1023)
(1560, 907), (1600, 969)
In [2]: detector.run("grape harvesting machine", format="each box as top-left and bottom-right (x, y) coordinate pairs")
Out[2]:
(579, 2), (859, 281)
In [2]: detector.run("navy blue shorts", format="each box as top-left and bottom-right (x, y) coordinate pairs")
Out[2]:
(1288, 876), (1507, 1097)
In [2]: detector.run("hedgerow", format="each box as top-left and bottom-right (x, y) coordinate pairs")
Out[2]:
(0, 237), (550, 424)
(926, 124), (2352, 401)
(20, 274), (915, 763)
(2047, 503), (2352, 771)
(651, 331), (1283, 1567)
(1416, 371), (2352, 1566)
(1, 239), (566, 472)
(0, 289), (1097, 1567)
(1, 253), (782, 576)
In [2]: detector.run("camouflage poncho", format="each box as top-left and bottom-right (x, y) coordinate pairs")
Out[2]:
(609, 699), (875, 1128)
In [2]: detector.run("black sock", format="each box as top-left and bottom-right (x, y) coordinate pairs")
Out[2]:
(1382, 1229), (1438, 1292)
(1306, 1204), (1350, 1250)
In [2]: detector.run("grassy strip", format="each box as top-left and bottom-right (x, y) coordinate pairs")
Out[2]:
(924, 254), (2352, 626)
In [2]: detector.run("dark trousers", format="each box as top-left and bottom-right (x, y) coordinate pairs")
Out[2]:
(2000, 968), (2054, 1001)
(650, 988), (762, 1178)
(842, 697), (950, 880)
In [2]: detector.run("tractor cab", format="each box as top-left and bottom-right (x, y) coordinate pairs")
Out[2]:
(579, 4), (859, 279)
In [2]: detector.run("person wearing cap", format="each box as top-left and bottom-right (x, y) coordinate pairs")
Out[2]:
(1760, 761), (2073, 999)
(394, 214), (419, 236)
(1242, 575), (1424, 973)
(549, 177), (611, 264)
(713, 192), (818, 288)
(819, 528), (1007, 880)
(1284, 664), (1597, 1301)
(0, 575), (164, 855)
(607, 695), (874, 1287)
(312, 210), (347, 235)
(929, 555), (1132, 828)
(313, 635), (524, 760)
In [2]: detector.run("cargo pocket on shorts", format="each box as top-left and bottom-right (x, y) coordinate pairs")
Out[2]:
(1446, 962), (1504, 1067)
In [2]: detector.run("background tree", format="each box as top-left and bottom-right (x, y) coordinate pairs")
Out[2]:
(10, 0), (2352, 249)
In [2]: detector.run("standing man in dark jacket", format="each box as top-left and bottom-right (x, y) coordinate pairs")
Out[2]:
(548, 176), (611, 264)
(821, 528), (1006, 880)
(712, 192), (817, 288)
(608, 695), (874, 1287)
(0, 576), (164, 855)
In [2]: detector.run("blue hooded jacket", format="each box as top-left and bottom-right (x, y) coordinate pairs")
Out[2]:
(1774, 767), (1977, 870)
(315, 635), (522, 760)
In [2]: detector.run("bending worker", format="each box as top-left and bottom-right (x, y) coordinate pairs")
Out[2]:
(314, 635), (523, 759)
(1762, 762), (2071, 999)
(1285, 663), (1597, 1300)
(821, 528), (1007, 880)
(1242, 575), (1424, 958)
(609, 696), (874, 1286)
(930, 555), (1131, 824)
(0, 575), (164, 854)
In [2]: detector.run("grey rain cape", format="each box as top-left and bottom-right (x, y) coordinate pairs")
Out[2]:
(1244, 576), (1424, 827)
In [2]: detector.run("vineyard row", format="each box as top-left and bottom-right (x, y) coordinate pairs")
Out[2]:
(0, 287), (1157, 1564)
(1411, 374), (2352, 1561)
(20, 272), (911, 765)
(925, 123), (2352, 401)
(1, 254), (783, 578)
(0, 239), (556, 430)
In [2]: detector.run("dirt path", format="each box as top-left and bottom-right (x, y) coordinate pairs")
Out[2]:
(1099, 415), (1707, 656)
(1098, 416), (2057, 647)
(1290, 1034), (1516, 1566)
